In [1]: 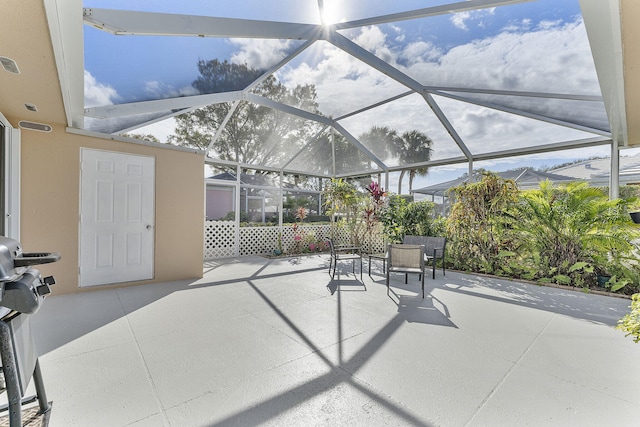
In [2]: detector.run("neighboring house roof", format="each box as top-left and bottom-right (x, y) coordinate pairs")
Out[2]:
(411, 175), (470, 198)
(496, 169), (576, 189)
(549, 156), (640, 186)
(207, 171), (274, 187)
(412, 168), (575, 197)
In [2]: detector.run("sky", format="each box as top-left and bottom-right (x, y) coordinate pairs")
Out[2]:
(82, 0), (640, 192)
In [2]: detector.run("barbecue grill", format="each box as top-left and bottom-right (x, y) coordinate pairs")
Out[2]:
(0, 236), (60, 427)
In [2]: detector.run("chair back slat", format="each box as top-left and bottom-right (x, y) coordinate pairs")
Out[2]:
(388, 244), (423, 269)
(402, 236), (446, 257)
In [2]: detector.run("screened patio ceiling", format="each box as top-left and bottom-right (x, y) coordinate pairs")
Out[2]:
(71, 0), (625, 179)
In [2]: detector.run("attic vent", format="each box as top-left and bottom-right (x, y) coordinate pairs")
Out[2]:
(0, 56), (20, 74)
(18, 121), (52, 133)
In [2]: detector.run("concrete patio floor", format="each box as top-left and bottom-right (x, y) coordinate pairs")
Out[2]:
(20, 255), (640, 426)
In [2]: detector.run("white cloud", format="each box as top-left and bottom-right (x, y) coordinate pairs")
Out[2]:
(502, 19), (533, 32)
(274, 17), (601, 175)
(135, 118), (177, 144)
(401, 41), (442, 65)
(84, 70), (119, 107)
(450, 8), (496, 31)
(405, 19), (596, 93)
(229, 38), (295, 70)
(537, 19), (563, 30)
(279, 40), (407, 118)
(451, 11), (471, 30)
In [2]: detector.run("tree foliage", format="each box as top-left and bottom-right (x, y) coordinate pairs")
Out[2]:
(192, 59), (262, 94)
(379, 196), (443, 243)
(359, 126), (399, 164)
(169, 59), (321, 166)
(396, 130), (433, 193)
(512, 181), (639, 288)
(446, 173), (519, 273)
(617, 293), (640, 343)
(120, 133), (160, 143)
(445, 176), (640, 293)
(323, 178), (362, 243)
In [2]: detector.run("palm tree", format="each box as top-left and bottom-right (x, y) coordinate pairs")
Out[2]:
(396, 130), (433, 194)
(358, 126), (400, 170)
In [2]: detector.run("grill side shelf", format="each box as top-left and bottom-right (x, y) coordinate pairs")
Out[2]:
(13, 253), (61, 267)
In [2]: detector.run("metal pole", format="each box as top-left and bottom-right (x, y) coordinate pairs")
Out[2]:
(33, 359), (50, 414)
(610, 139), (620, 199)
(0, 320), (22, 427)
(235, 165), (241, 256)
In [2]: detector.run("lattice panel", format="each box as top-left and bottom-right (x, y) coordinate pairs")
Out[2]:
(204, 221), (385, 259)
(239, 226), (280, 256)
(205, 220), (237, 259)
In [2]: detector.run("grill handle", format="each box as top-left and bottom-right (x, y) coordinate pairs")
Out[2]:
(13, 252), (61, 267)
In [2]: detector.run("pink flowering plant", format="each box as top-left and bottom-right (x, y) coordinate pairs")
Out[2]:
(364, 181), (386, 252)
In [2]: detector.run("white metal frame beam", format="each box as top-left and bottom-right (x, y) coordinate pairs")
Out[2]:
(334, 0), (533, 30)
(83, 8), (323, 40)
(84, 91), (244, 119)
(423, 94), (473, 161)
(579, 0), (627, 146)
(46, 0), (85, 128)
(74, 0), (622, 182)
(431, 90), (612, 137)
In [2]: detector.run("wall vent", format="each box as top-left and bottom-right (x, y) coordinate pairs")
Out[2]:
(0, 56), (20, 74)
(18, 121), (52, 132)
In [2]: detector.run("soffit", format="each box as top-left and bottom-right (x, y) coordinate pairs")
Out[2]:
(0, 0), (67, 126)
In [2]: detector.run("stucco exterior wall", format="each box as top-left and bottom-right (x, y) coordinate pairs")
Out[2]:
(16, 122), (204, 295)
(622, 0), (640, 147)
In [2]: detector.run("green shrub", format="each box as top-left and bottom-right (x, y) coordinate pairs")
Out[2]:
(446, 172), (519, 274)
(617, 294), (640, 343)
(513, 181), (640, 293)
(378, 196), (443, 243)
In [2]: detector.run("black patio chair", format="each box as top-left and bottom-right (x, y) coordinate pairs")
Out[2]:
(327, 239), (362, 281)
(403, 236), (447, 279)
(386, 243), (426, 298)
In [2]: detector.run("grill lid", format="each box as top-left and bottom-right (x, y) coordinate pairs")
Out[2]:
(0, 236), (22, 280)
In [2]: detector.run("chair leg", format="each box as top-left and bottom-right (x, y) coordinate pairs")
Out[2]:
(432, 258), (436, 280)
(405, 273), (408, 284)
(421, 270), (425, 298)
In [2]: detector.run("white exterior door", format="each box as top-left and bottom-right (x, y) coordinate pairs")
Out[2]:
(80, 149), (155, 287)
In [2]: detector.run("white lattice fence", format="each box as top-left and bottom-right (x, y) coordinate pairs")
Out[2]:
(239, 226), (280, 256)
(204, 221), (385, 260)
(204, 220), (236, 259)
